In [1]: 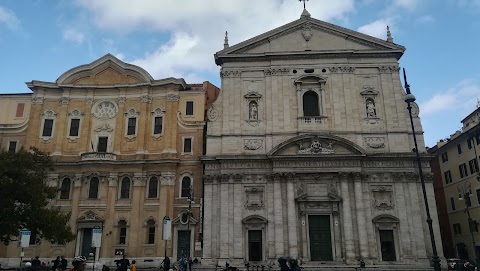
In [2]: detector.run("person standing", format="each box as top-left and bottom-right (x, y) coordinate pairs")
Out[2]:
(118, 255), (130, 271)
(69, 256), (86, 271)
(52, 257), (61, 271)
(60, 256), (67, 271)
(130, 261), (136, 271)
(161, 256), (170, 271)
(32, 256), (41, 271)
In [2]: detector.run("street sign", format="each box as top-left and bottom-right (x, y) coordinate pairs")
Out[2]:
(92, 226), (102, 247)
(162, 216), (171, 240)
(19, 229), (31, 248)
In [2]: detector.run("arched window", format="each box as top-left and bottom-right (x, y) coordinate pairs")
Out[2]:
(88, 177), (99, 199)
(148, 177), (158, 199)
(59, 178), (71, 199)
(120, 177), (131, 199)
(146, 219), (156, 244)
(303, 91), (319, 117)
(181, 176), (192, 198)
(118, 220), (127, 244)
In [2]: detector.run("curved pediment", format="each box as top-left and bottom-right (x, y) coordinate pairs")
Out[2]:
(268, 134), (366, 156)
(56, 54), (153, 85)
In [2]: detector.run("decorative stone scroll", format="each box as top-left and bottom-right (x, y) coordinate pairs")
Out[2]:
(220, 70), (242, 77)
(329, 66), (355, 73)
(364, 137), (386, 148)
(59, 97), (70, 105)
(31, 96), (44, 105)
(92, 101), (117, 119)
(264, 68), (290, 76)
(244, 139), (263, 150)
(378, 65), (401, 73)
(372, 186), (394, 210)
(166, 93), (179, 102)
(140, 94), (152, 103)
(297, 137), (334, 154)
(207, 105), (219, 122)
(245, 187), (265, 210)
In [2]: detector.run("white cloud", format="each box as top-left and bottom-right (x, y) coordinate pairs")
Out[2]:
(74, 0), (355, 80)
(393, 0), (418, 10)
(0, 5), (20, 30)
(420, 79), (480, 116)
(415, 15), (435, 24)
(357, 18), (392, 39)
(62, 28), (85, 44)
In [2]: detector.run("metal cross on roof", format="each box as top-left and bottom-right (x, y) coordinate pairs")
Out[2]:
(299, 0), (309, 9)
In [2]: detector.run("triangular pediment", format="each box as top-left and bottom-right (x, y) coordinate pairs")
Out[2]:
(56, 54), (154, 85)
(268, 134), (366, 156)
(216, 14), (404, 64)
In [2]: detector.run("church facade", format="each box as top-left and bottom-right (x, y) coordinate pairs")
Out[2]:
(202, 10), (444, 267)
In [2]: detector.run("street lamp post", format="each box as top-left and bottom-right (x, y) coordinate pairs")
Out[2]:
(403, 68), (441, 271)
(458, 181), (479, 267)
(187, 185), (194, 260)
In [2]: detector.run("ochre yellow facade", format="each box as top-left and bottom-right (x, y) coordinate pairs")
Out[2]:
(0, 54), (218, 267)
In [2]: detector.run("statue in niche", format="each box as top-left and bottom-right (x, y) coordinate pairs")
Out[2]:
(249, 101), (258, 121)
(366, 99), (376, 118)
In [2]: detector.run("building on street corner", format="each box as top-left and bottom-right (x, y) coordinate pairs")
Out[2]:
(0, 54), (219, 267)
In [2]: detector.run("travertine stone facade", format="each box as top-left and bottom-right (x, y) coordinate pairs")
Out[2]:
(0, 54), (217, 267)
(202, 10), (444, 267)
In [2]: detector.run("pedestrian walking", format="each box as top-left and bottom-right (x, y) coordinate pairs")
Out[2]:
(69, 256), (86, 271)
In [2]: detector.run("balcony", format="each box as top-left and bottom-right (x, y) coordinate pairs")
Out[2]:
(81, 152), (117, 161)
(300, 116), (324, 124)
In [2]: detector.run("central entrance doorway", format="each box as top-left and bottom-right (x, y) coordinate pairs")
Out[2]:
(379, 230), (396, 261)
(248, 230), (262, 261)
(309, 215), (332, 261)
(80, 228), (95, 257)
(177, 230), (190, 260)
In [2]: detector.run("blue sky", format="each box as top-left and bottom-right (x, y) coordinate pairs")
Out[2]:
(0, 0), (479, 147)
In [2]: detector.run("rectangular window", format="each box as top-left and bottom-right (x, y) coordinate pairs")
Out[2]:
(97, 137), (108, 152)
(119, 227), (127, 244)
(186, 101), (194, 116)
(183, 138), (192, 153)
(453, 223), (462, 235)
(471, 220), (479, 233)
(127, 117), (136, 135)
(477, 189), (480, 204)
(154, 116), (163, 134)
(15, 103), (25, 118)
(451, 197), (456, 211)
(476, 134), (480, 145)
(444, 170), (452, 184)
(458, 144), (463, 154)
(69, 119), (80, 137)
(459, 163), (469, 178)
(469, 159), (479, 174)
(441, 152), (449, 163)
(147, 227), (155, 244)
(42, 119), (54, 137)
(29, 231), (37, 245)
(8, 141), (17, 154)
(468, 139), (473, 149)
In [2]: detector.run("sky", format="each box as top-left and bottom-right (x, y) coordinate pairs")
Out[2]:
(0, 0), (479, 147)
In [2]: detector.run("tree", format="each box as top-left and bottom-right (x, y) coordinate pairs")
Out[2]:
(0, 147), (75, 245)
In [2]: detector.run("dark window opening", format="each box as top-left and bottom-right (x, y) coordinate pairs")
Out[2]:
(127, 117), (136, 135)
(181, 177), (191, 198)
(148, 177), (158, 198)
(42, 119), (54, 137)
(458, 144), (463, 154)
(119, 220), (127, 244)
(303, 91), (319, 117)
(88, 177), (99, 199)
(59, 178), (71, 200)
(186, 101), (194, 116)
(120, 177), (130, 199)
(8, 141), (17, 154)
(147, 219), (155, 244)
(97, 137), (108, 152)
(154, 117), (163, 134)
(69, 119), (80, 137)
(184, 138), (192, 153)
(451, 197), (456, 211)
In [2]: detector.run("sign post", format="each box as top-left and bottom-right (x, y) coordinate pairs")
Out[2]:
(19, 229), (31, 267)
(162, 216), (171, 257)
